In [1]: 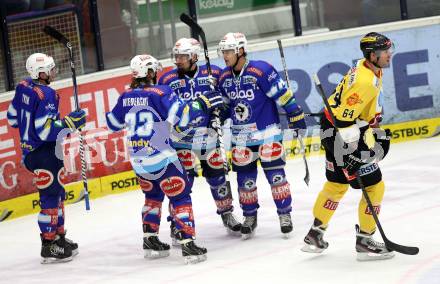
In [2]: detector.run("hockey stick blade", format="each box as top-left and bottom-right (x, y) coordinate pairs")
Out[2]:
(385, 239), (419, 255)
(43, 26), (69, 46)
(313, 73), (418, 255)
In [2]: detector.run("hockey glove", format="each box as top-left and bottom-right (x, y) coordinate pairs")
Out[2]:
(195, 90), (224, 113)
(64, 109), (86, 130)
(343, 150), (365, 176)
(287, 109), (306, 130)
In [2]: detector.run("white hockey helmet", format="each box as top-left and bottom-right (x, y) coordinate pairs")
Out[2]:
(218, 32), (247, 55)
(172, 38), (201, 62)
(130, 54), (162, 78)
(26, 53), (56, 79)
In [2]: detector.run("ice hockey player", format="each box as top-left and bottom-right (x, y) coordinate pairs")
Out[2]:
(301, 32), (395, 261)
(7, 53), (83, 264)
(159, 38), (241, 239)
(217, 32), (306, 239)
(106, 54), (223, 264)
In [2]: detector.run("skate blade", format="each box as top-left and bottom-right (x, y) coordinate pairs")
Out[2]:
(72, 249), (79, 257)
(41, 255), (73, 264)
(301, 244), (326, 253)
(241, 230), (256, 240)
(226, 227), (242, 237)
(144, 249), (170, 259)
(183, 254), (207, 265)
(356, 251), (395, 261)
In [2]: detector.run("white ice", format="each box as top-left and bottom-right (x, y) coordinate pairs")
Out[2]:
(1, 137), (439, 284)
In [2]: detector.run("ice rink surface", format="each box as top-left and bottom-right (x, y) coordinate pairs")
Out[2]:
(1, 137), (439, 284)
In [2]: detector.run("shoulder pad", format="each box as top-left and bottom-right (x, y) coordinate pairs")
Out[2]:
(33, 86), (45, 100)
(219, 70), (232, 82)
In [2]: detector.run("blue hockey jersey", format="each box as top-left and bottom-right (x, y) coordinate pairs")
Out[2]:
(218, 60), (301, 146)
(106, 84), (205, 173)
(158, 64), (222, 149)
(7, 78), (63, 158)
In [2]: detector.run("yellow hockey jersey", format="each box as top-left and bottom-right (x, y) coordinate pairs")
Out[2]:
(325, 59), (383, 128)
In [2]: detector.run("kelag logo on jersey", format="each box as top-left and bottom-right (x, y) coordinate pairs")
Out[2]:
(181, 91), (202, 100)
(229, 89), (255, 100)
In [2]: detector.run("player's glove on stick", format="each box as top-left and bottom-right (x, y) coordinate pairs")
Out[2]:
(64, 109), (86, 130)
(195, 90), (224, 113)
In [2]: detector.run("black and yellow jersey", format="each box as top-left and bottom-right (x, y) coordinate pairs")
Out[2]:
(325, 59), (383, 128)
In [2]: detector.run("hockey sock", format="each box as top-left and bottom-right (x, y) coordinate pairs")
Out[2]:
(263, 168), (292, 215)
(358, 180), (385, 234)
(313, 181), (349, 226)
(237, 170), (259, 216)
(142, 199), (163, 233)
(171, 196), (195, 239)
(38, 208), (59, 240)
(206, 175), (233, 214)
(56, 201), (65, 235)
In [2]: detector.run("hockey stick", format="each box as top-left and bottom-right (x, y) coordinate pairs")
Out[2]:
(313, 74), (419, 255)
(277, 39), (310, 186)
(43, 26), (91, 211)
(179, 13), (233, 199)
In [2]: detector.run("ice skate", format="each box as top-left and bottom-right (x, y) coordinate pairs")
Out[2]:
(241, 215), (257, 240)
(355, 225), (395, 261)
(57, 233), (79, 257)
(40, 234), (73, 264)
(279, 213), (293, 238)
(221, 211), (242, 236)
(180, 239), (207, 264)
(143, 233), (171, 259)
(301, 223), (329, 253)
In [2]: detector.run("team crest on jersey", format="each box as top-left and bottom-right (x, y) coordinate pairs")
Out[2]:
(207, 148), (224, 169)
(271, 174), (285, 185)
(160, 176), (186, 197)
(139, 178), (154, 192)
(234, 101), (252, 123)
(231, 146), (253, 166)
(34, 169), (54, 189)
(177, 150), (197, 169)
(346, 93), (363, 106)
(259, 142), (284, 161)
(326, 160), (335, 172)
(57, 167), (68, 186)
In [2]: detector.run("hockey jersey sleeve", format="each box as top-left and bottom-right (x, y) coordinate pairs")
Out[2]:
(7, 93), (19, 128)
(105, 94), (126, 132)
(258, 61), (301, 114)
(33, 87), (65, 141)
